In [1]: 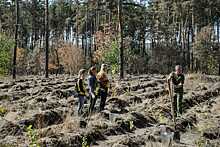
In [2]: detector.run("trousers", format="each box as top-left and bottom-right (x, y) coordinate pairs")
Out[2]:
(173, 92), (183, 117)
(78, 95), (85, 115)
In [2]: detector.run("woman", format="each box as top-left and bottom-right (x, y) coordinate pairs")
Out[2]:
(96, 64), (109, 111)
(75, 69), (87, 116)
(88, 66), (98, 114)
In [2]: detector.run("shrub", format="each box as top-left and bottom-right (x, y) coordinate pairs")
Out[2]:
(103, 41), (120, 74)
(16, 47), (28, 75)
(193, 25), (218, 74)
(57, 43), (85, 74)
(126, 49), (150, 74)
(0, 33), (13, 75)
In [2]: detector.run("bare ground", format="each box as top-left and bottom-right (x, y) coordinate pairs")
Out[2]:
(0, 74), (220, 147)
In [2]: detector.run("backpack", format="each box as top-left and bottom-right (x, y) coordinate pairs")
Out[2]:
(75, 79), (80, 93)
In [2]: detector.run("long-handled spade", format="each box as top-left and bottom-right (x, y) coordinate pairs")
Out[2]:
(168, 80), (180, 142)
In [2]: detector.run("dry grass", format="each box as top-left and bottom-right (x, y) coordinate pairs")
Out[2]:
(184, 74), (204, 91)
(86, 113), (111, 128)
(61, 116), (81, 133)
(144, 142), (170, 147)
(183, 73), (218, 93)
(211, 96), (220, 113)
(37, 116), (80, 138)
(196, 119), (217, 135)
(195, 98), (219, 135)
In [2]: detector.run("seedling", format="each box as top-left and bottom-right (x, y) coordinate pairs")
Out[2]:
(26, 125), (40, 147)
(81, 135), (89, 147)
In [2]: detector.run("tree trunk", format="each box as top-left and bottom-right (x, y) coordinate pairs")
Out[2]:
(93, 13), (97, 52)
(93, 4), (98, 52)
(40, 34), (44, 49)
(76, 5), (79, 48)
(89, 34), (92, 66)
(217, 18), (219, 43)
(55, 49), (60, 75)
(218, 60), (220, 76)
(187, 26), (190, 70)
(118, 0), (124, 79)
(0, 16), (2, 32)
(142, 34), (145, 57)
(13, 0), (19, 79)
(179, 22), (182, 48)
(103, 2), (107, 34)
(45, 0), (49, 78)
(24, 35), (28, 49)
(82, 35), (85, 56)
(65, 29), (69, 42)
(152, 39), (155, 48)
(96, 2), (100, 31)
(191, 8), (195, 71)
(88, 22), (92, 66)
(109, 9), (111, 26)
(30, 33), (34, 50)
(85, 3), (88, 59)
(32, 0), (37, 50)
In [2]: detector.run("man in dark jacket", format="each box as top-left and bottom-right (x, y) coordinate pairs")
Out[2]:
(88, 66), (98, 114)
(167, 65), (185, 117)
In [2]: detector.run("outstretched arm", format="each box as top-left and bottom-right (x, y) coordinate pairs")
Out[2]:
(88, 77), (95, 98)
(167, 72), (174, 83)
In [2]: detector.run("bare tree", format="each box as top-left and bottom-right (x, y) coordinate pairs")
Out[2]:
(118, 0), (124, 79)
(45, 0), (49, 78)
(13, 0), (19, 79)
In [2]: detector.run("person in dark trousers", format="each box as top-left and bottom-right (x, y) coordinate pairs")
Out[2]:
(75, 69), (87, 116)
(167, 65), (185, 117)
(88, 66), (98, 114)
(97, 64), (109, 112)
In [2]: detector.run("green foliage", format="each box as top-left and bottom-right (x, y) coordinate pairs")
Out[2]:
(195, 137), (208, 147)
(81, 136), (89, 147)
(0, 106), (7, 117)
(1, 0), (220, 75)
(125, 87), (132, 96)
(103, 41), (119, 75)
(128, 120), (134, 131)
(0, 144), (15, 147)
(207, 55), (218, 75)
(0, 33), (13, 75)
(103, 40), (150, 74)
(158, 113), (169, 124)
(193, 26), (218, 74)
(103, 40), (119, 64)
(26, 125), (40, 147)
(111, 64), (119, 75)
(0, 95), (10, 101)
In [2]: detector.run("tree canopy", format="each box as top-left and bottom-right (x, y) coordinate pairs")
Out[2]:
(0, 0), (219, 76)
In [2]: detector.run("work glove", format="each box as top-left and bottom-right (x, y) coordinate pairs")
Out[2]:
(91, 93), (95, 99)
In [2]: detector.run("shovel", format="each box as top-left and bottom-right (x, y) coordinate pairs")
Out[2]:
(168, 80), (180, 142)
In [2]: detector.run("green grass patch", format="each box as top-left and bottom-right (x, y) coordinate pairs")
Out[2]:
(0, 144), (16, 147)
(0, 106), (7, 116)
(0, 95), (10, 101)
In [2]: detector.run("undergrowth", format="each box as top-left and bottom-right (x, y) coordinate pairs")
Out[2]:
(26, 125), (40, 147)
